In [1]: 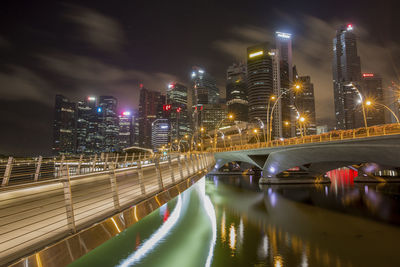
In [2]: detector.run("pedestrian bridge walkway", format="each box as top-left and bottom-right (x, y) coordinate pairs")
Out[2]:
(0, 152), (215, 266)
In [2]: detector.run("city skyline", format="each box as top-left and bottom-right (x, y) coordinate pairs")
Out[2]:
(1, 0), (399, 156)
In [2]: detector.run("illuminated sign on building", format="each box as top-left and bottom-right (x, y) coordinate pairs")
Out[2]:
(268, 51), (276, 56)
(347, 24), (353, 31)
(160, 125), (169, 129)
(198, 69), (204, 74)
(97, 107), (102, 113)
(362, 73), (374, 77)
(249, 51), (263, 58)
(163, 104), (172, 111)
(122, 111), (131, 116)
(276, 32), (291, 39)
(88, 96), (96, 101)
(168, 83), (175, 89)
(176, 107), (182, 113)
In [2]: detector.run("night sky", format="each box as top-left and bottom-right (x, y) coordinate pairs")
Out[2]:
(0, 0), (399, 156)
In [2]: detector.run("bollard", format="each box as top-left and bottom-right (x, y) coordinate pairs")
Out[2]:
(136, 158), (146, 195)
(61, 165), (76, 233)
(168, 155), (175, 183)
(77, 154), (83, 175)
(1, 156), (14, 186)
(108, 163), (120, 211)
(177, 155), (184, 181)
(154, 156), (164, 190)
(34, 156), (43, 182)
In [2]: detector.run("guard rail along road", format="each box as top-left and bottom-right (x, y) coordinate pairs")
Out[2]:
(212, 123), (400, 152)
(0, 151), (215, 266)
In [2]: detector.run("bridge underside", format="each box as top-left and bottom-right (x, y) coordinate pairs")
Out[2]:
(214, 136), (400, 184)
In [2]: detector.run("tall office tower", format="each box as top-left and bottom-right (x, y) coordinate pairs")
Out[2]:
(131, 109), (140, 146)
(275, 31), (295, 137)
(138, 85), (163, 148)
(226, 63), (248, 122)
(190, 67), (220, 130)
(247, 43), (274, 130)
(151, 118), (169, 151)
(332, 24), (362, 130)
(200, 104), (227, 132)
(295, 76), (317, 135)
(118, 111), (133, 150)
(166, 82), (190, 141)
(361, 73), (385, 126)
(76, 96), (98, 154)
(52, 95), (76, 155)
(98, 96), (119, 152)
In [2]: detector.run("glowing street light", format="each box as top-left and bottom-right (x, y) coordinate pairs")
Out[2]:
(365, 99), (400, 124)
(214, 114), (235, 150)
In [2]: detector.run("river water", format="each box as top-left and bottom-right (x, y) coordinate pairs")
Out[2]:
(69, 174), (400, 267)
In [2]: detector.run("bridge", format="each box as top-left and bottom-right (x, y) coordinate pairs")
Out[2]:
(212, 123), (400, 184)
(0, 152), (215, 266)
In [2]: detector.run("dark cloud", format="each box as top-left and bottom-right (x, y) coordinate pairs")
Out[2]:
(64, 5), (125, 52)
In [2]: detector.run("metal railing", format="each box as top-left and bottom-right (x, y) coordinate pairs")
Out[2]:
(0, 152), (215, 266)
(212, 123), (400, 152)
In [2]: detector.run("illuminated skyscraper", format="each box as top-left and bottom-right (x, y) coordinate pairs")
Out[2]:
(98, 96), (119, 152)
(76, 96), (98, 154)
(361, 73), (385, 126)
(151, 119), (169, 151)
(138, 85), (164, 148)
(166, 82), (190, 141)
(332, 24), (362, 129)
(190, 67), (220, 130)
(275, 31), (295, 137)
(118, 111), (133, 150)
(294, 76), (317, 135)
(226, 63), (248, 122)
(247, 43), (274, 129)
(52, 95), (76, 155)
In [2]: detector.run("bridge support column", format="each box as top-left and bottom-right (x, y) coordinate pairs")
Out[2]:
(136, 159), (146, 195)
(168, 155), (175, 183)
(154, 156), (164, 190)
(178, 155), (184, 181)
(60, 165), (76, 233)
(108, 163), (120, 211)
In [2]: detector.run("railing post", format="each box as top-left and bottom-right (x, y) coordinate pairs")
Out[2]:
(154, 156), (164, 190)
(114, 154), (119, 169)
(136, 159), (146, 195)
(184, 154), (190, 176)
(34, 156), (43, 182)
(91, 154), (97, 172)
(177, 155), (184, 181)
(57, 155), (65, 178)
(131, 152), (135, 166)
(61, 164), (76, 233)
(108, 163), (120, 211)
(77, 154), (83, 175)
(168, 155), (175, 183)
(190, 153), (196, 173)
(199, 154), (205, 170)
(124, 152), (128, 167)
(104, 153), (109, 171)
(1, 156), (13, 186)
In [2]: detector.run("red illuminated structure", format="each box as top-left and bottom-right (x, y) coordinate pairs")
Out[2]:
(163, 104), (172, 111)
(362, 73), (374, 78)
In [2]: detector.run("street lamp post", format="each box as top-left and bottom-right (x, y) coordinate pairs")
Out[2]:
(365, 100), (400, 124)
(348, 83), (368, 134)
(255, 118), (267, 145)
(214, 114), (234, 150)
